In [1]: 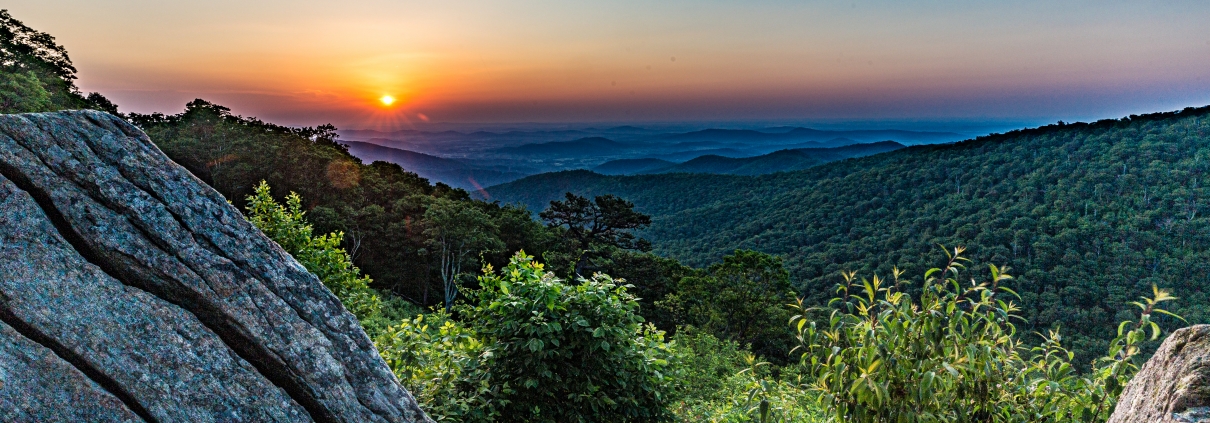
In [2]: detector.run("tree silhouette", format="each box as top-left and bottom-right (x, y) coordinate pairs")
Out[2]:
(540, 192), (651, 276)
(0, 9), (117, 113)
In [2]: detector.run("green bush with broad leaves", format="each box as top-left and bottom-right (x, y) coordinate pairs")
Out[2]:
(0, 70), (54, 113)
(246, 181), (381, 320)
(792, 246), (1180, 422)
(667, 330), (822, 423)
(374, 312), (504, 422)
(466, 252), (676, 423)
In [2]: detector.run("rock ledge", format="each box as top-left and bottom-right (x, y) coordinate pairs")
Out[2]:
(1109, 324), (1210, 423)
(0, 110), (430, 423)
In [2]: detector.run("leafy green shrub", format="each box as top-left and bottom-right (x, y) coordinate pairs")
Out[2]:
(667, 330), (821, 423)
(792, 246), (1179, 422)
(359, 294), (425, 339)
(375, 312), (503, 422)
(246, 181), (381, 320)
(661, 250), (797, 361)
(667, 330), (748, 404)
(467, 252), (675, 423)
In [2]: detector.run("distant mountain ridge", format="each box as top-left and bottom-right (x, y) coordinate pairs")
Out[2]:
(342, 141), (527, 190)
(340, 126), (964, 147)
(594, 141), (904, 176)
(494, 137), (630, 156)
(338, 125), (967, 188)
(593, 158), (677, 175)
(664, 128), (961, 145)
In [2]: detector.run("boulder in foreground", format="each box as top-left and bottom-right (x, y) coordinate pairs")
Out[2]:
(1109, 324), (1210, 423)
(0, 110), (430, 423)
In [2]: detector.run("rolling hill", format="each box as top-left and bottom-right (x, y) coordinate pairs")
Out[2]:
(343, 141), (528, 189)
(597, 141), (905, 176)
(664, 127), (963, 145)
(593, 158), (678, 175)
(486, 106), (1210, 363)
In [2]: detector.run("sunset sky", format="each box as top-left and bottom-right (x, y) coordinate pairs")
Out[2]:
(7, 1), (1210, 129)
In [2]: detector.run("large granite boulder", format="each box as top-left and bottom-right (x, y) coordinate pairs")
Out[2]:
(1109, 324), (1210, 423)
(0, 110), (431, 423)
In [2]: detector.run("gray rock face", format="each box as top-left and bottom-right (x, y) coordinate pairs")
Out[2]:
(0, 110), (431, 423)
(1109, 324), (1210, 423)
(0, 321), (141, 423)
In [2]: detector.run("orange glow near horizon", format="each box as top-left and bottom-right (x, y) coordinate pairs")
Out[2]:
(8, 0), (1210, 128)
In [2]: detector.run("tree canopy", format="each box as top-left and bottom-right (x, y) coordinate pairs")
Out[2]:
(0, 9), (116, 114)
(661, 250), (797, 361)
(540, 192), (652, 276)
(135, 98), (550, 308)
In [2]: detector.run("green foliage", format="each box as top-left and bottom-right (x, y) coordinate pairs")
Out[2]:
(1, 9), (118, 113)
(791, 247), (1180, 422)
(138, 99), (548, 307)
(593, 250), (695, 331)
(661, 250), (797, 361)
(423, 197), (504, 312)
(666, 330), (822, 423)
(375, 312), (503, 422)
(0, 70), (53, 113)
(246, 181), (381, 320)
(467, 252), (674, 423)
(540, 192), (652, 276)
(490, 107), (1210, 364)
(0, 10), (75, 80)
(667, 329), (749, 403)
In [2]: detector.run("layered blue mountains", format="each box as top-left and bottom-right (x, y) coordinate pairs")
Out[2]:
(339, 125), (960, 189)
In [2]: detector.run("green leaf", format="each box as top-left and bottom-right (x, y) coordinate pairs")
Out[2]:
(943, 362), (959, 378)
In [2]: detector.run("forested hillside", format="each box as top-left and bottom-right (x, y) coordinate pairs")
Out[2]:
(128, 101), (552, 306)
(488, 107), (1210, 362)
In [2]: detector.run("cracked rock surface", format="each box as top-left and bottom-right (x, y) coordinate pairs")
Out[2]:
(1109, 324), (1210, 423)
(0, 110), (430, 423)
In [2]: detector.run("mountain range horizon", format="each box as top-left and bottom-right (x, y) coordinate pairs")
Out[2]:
(335, 121), (978, 189)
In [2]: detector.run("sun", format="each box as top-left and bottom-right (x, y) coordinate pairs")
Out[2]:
(379, 95), (396, 106)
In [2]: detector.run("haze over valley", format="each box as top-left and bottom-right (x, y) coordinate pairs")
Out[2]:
(337, 124), (963, 189)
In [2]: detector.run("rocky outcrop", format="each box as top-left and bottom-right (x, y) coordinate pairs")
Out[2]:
(0, 110), (431, 423)
(1109, 324), (1210, 423)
